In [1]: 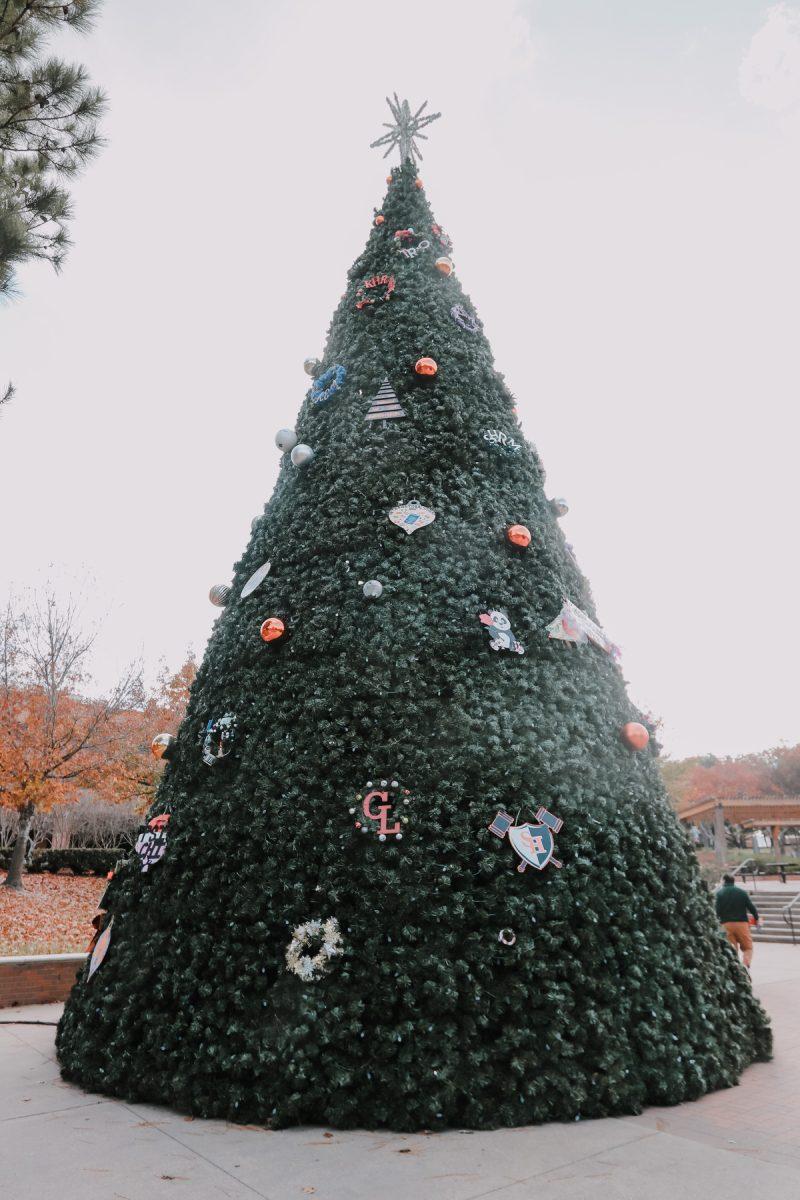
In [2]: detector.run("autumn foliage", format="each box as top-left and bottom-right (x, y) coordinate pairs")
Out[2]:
(661, 746), (800, 811)
(0, 588), (195, 888)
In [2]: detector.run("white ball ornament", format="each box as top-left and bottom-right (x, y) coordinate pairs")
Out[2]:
(362, 579), (383, 599)
(290, 443), (315, 467)
(275, 428), (298, 453)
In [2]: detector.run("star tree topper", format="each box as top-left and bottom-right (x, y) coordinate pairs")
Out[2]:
(370, 94), (441, 164)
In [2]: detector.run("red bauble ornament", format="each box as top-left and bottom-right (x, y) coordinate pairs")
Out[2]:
(621, 722), (649, 751)
(415, 356), (438, 377)
(260, 617), (285, 642)
(374, 214), (385, 226)
(507, 524), (531, 548)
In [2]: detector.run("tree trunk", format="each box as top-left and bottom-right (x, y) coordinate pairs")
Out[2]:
(2, 802), (35, 889)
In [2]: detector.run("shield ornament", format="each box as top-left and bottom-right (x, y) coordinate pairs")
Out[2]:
(509, 822), (553, 870)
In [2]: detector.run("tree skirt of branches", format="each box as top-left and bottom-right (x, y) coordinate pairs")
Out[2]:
(0, 872), (103, 955)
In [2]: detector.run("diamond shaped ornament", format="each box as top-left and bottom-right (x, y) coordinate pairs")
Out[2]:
(388, 501), (436, 534)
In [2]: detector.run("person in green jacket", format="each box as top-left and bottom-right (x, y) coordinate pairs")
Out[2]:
(715, 874), (760, 968)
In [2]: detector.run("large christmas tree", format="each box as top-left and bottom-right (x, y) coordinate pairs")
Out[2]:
(57, 100), (771, 1130)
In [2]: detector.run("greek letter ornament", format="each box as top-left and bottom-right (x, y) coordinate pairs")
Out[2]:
(478, 610), (524, 654)
(134, 814), (170, 872)
(489, 807), (564, 873)
(311, 364), (346, 407)
(388, 501), (435, 534)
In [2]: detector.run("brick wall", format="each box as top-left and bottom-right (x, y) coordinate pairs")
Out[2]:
(0, 953), (86, 1008)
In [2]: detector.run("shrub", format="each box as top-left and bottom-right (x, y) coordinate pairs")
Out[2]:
(0, 848), (120, 876)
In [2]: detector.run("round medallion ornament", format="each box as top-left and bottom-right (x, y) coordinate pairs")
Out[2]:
(621, 722), (650, 751)
(285, 917), (343, 981)
(260, 617), (285, 642)
(291, 443), (314, 467)
(303, 357), (321, 377)
(415, 357), (438, 377)
(208, 584), (231, 607)
(150, 732), (175, 761)
(311, 364), (346, 407)
(434, 256), (454, 276)
(275, 428), (297, 453)
(241, 561), (271, 599)
(507, 524), (532, 548)
(450, 304), (481, 333)
(202, 713), (238, 766)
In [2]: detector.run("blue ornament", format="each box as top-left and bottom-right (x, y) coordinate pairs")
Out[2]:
(311, 364), (347, 407)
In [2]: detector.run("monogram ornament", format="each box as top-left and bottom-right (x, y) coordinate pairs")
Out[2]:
(388, 501), (436, 534)
(488, 807), (564, 873)
(351, 779), (411, 841)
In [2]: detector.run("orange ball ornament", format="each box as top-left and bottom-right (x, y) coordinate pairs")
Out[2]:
(507, 524), (532, 548)
(434, 256), (454, 276)
(415, 357), (438, 377)
(386, 174), (392, 184)
(375, 214), (385, 226)
(260, 617), (285, 643)
(621, 722), (650, 751)
(415, 178), (423, 189)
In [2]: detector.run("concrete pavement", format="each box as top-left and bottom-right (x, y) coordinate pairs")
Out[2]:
(1, 944), (798, 1200)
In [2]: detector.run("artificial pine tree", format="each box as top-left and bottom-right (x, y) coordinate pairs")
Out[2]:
(57, 100), (771, 1131)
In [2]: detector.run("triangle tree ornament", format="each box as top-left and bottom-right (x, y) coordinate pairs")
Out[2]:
(57, 99), (771, 1132)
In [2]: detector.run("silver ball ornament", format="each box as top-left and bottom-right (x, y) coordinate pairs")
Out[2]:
(290, 443), (314, 467)
(208, 584), (231, 607)
(378, 833), (386, 842)
(303, 357), (321, 376)
(275, 428), (298, 453)
(362, 579), (384, 600)
(550, 497), (569, 517)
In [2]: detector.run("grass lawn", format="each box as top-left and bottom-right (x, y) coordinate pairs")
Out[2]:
(0, 870), (104, 956)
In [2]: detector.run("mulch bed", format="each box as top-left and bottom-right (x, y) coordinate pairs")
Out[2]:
(0, 870), (104, 956)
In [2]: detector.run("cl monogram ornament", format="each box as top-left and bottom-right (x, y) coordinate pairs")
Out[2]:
(351, 779), (412, 841)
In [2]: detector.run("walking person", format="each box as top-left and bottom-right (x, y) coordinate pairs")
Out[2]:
(715, 873), (760, 970)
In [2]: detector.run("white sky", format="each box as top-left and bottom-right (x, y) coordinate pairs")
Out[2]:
(2, 0), (799, 759)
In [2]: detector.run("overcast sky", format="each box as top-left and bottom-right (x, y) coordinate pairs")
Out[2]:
(2, 0), (799, 759)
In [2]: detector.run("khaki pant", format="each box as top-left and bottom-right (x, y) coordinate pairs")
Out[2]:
(722, 921), (753, 954)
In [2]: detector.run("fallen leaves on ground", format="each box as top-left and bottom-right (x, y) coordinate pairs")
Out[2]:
(0, 871), (105, 955)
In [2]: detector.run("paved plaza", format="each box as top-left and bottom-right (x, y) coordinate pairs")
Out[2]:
(1, 944), (798, 1200)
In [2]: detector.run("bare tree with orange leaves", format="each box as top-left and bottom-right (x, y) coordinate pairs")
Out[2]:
(0, 588), (141, 889)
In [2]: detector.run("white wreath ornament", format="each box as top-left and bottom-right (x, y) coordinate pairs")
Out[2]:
(285, 917), (343, 982)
